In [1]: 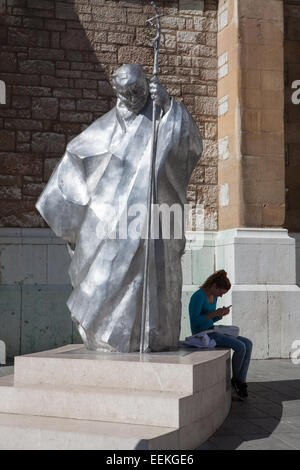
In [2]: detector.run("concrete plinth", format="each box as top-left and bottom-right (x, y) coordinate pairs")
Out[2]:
(215, 228), (300, 359)
(0, 345), (231, 450)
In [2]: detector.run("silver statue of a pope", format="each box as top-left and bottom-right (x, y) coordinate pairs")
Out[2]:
(36, 64), (203, 353)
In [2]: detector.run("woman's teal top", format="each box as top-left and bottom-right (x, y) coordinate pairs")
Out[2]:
(189, 288), (220, 335)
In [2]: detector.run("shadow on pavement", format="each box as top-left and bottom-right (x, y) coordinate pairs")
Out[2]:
(198, 379), (300, 450)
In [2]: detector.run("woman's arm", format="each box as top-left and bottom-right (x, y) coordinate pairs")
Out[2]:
(189, 292), (206, 329)
(206, 307), (230, 322)
(189, 292), (231, 332)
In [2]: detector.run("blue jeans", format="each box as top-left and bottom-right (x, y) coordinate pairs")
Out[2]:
(208, 333), (253, 383)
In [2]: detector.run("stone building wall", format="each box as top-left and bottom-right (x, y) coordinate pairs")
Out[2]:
(0, 0), (219, 230)
(217, 0), (286, 230)
(284, 0), (300, 232)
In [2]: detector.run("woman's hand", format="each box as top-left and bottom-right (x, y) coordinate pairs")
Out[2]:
(216, 307), (230, 318)
(206, 307), (231, 321)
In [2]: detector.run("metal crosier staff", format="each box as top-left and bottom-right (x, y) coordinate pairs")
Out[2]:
(139, 2), (163, 354)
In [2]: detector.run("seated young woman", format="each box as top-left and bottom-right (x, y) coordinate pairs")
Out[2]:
(188, 270), (253, 400)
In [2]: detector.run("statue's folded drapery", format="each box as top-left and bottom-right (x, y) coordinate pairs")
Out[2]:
(36, 97), (202, 352)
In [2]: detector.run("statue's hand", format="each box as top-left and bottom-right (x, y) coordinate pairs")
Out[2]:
(149, 77), (171, 114)
(67, 242), (75, 258)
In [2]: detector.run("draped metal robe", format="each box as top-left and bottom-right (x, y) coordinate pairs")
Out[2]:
(36, 97), (202, 353)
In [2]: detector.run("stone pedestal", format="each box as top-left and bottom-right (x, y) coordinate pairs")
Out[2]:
(215, 228), (300, 359)
(290, 233), (300, 286)
(0, 345), (231, 450)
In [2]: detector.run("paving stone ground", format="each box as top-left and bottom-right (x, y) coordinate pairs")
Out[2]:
(198, 359), (300, 450)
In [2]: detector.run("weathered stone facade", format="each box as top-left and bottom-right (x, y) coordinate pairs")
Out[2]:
(0, 0), (219, 230)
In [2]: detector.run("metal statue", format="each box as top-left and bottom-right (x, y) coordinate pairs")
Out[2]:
(36, 3), (203, 354)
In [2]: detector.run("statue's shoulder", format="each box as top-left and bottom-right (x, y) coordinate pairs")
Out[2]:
(67, 107), (117, 157)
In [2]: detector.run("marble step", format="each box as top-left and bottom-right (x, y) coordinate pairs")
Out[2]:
(0, 412), (179, 450)
(0, 346), (232, 449)
(14, 344), (228, 393)
(0, 375), (213, 428)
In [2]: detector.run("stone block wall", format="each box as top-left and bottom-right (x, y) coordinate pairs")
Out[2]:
(0, 0), (219, 230)
(0, 228), (79, 360)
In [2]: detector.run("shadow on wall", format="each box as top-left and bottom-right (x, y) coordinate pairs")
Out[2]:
(0, 0), (121, 360)
(0, 0), (167, 360)
(0, 0), (219, 227)
(0, 0), (119, 227)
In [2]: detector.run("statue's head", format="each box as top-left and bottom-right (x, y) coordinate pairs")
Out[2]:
(112, 64), (149, 115)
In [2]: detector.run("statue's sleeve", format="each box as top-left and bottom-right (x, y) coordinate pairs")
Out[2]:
(186, 108), (203, 179)
(157, 99), (203, 187)
(36, 151), (89, 245)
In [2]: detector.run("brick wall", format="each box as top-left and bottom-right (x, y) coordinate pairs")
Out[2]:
(0, 0), (218, 229)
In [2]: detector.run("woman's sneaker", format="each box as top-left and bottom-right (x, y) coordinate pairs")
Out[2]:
(239, 382), (248, 398)
(231, 378), (248, 400)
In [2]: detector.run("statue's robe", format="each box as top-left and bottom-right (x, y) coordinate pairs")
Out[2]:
(36, 97), (202, 352)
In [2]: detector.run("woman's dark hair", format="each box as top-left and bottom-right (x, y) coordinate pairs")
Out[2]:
(201, 270), (231, 291)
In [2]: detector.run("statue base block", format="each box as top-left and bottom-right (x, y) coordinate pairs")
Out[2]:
(0, 345), (231, 449)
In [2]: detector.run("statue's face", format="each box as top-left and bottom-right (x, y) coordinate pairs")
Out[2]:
(114, 71), (149, 115)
